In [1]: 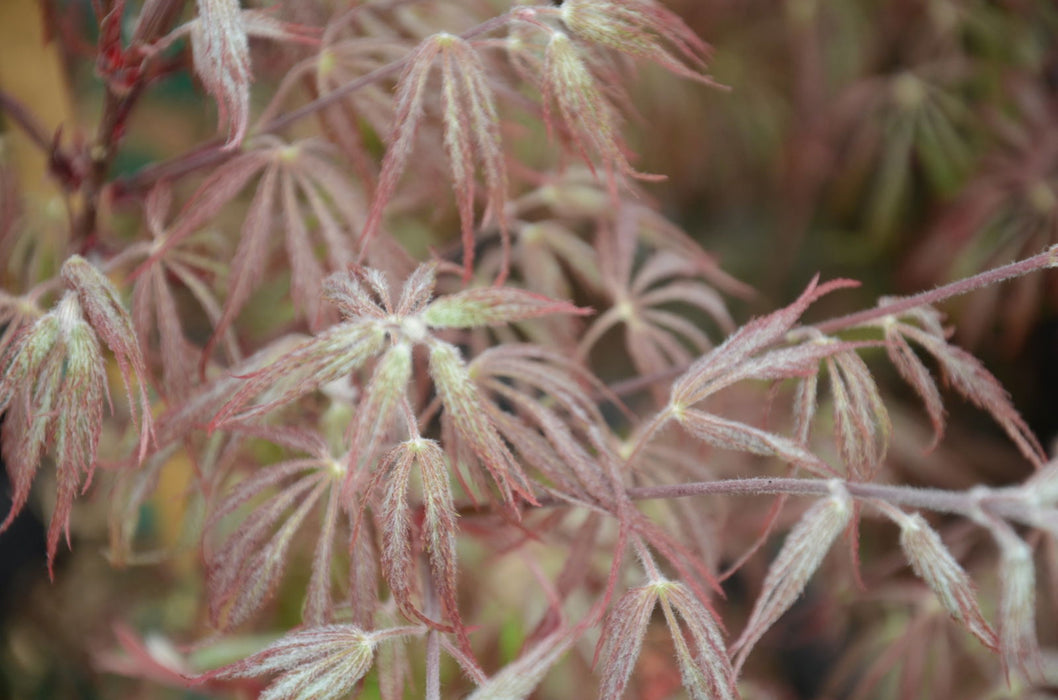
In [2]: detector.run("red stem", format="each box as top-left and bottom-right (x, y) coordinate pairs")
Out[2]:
(813, 245), (1058, 335)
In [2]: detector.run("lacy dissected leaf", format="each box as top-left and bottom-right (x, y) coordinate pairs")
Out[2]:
(890, 511), (997, 650)
(422, 287), (590, 328)
(825, 350), (890, 481)
(597, 577), (736, 700)
(191, 0), (251, 148)
(0, 298), (103, 570)
(732, 484), (852, 671)
(677, 409), (836, 477)
(132, 183), (239, 397)
(879, 310), (1045, 466)
(560, 0), (720, 87)
(514, 220), (605, 302)
(183, 2), (319, 148)
(133, 263), (199, 397)
(470, 344), (617, 502)
(205, 429), (345, 627)
(211, 323), (387, 426)
(882, 321), (945, 451)
(310, 35), (405, 191)
(215, 264), (586, 445)
(346, 342), (413, 472)
(205, 139), (363, 361)
(671, 276), (858, 408)
(0, 312), (63, 530)
(596, 584), (658, 698)
(361, 33), (508, 278)
(656, 581), (738, 700)
(62, 256), (153, 458)
(377, 439), (466, 650)
(543, 31), (643, 192)
(581, 217), (733, 398)
(1, 259), (153, 572)
(207, 463), (332, 629)
(205, 624), (420, 700)
(428, 340), (536, 506)
(131, 138), (365, 371)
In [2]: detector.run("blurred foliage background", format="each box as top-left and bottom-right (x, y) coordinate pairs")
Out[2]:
(2, 0), (1058, 697)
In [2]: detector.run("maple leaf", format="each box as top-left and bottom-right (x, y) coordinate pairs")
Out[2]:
(374, 438), (467, 648)
(168, 2), (320, 148)
(206, 429), (348, 629)
(132, 183), (238, 397)
(202, 624), (421, 700)
(361, 32), (508, 279)
(0, 256), (152, 573)
(559, 0), (721, 87)
(731, 482), (852, 672)
(542, 31), (648, 195)
(133, 138), (364, 371)
(597, 577), (737, 700)
(869, 304), (1046, 466)
(580, 209), (734, 401)
(885, 509), (997, 650)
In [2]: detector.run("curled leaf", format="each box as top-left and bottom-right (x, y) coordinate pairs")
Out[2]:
(1, 262), (152, 573)
(62, 255), (153, 459)
(560, 0), (721, 86)
(191, 0), (251, 148)
(892, 512), (997, 649)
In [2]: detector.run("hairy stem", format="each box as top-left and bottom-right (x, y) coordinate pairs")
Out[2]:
(460, 477), (1038, 528)
(813, 245), (1058, 335)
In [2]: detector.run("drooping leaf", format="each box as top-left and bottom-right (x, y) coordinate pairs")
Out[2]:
(891, 511), (997, 650)
(732, 484), (852, 671)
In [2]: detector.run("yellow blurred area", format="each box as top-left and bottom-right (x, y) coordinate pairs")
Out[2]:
(0, 0), (77, 196)
(104, 359), (195, 572)
(153, 449), (196, 571)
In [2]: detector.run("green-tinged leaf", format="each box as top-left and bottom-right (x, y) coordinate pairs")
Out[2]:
(211, 324), (388, 427)
(428, 341), (536, 505)
(62, 256), (153, 459)
(892, 512), (997, 650)
(560, 0), (720, 86)
(205, 625), (420, 700)
(349, 342), (413, 468)
(423, 287), (590, 328)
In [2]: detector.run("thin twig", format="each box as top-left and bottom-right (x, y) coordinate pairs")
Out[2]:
(813, 245), (1058, 335)
(0, 88), (54, 152)
(482, 476), (1039, 527)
